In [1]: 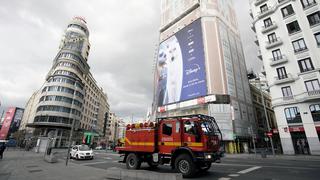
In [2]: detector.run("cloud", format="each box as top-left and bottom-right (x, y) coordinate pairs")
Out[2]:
(0, 0), (258, 120)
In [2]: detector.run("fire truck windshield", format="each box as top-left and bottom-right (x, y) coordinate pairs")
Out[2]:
(200, 121), (215, 135)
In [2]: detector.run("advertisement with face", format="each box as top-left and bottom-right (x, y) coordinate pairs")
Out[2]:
(156, 18), (207, 106)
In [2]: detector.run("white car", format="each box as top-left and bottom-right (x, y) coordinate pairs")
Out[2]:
(70, 145), (94, 160)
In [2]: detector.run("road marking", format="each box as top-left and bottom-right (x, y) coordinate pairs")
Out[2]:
(217, 163), (316, 170)
(80, 161), (108, 166)
(228, 174), (239, 177)
(103, 157), (112, 160)
(112, 160), (119, 163)
(216, 163), (253, 167)
(218, 178), (231, 180)
(238, 166), (261, 174)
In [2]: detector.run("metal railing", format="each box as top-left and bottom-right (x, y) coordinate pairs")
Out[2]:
(307, 90), (320, 96)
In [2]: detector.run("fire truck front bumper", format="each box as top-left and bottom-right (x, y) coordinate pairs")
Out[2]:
(196, 152), (223, 162)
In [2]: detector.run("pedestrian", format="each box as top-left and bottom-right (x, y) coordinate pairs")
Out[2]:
(0, 142), (6, 159)
(304, 140), (310, 155)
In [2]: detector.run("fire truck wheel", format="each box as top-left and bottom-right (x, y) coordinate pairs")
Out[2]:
(175, 154), (196, 178)
(126, 153), (141, 169)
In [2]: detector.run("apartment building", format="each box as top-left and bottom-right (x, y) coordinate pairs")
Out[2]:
(250, 0), (320, 154)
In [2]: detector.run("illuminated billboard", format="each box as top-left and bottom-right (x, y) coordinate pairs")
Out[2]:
(0, 107), (16, 140)
(156, 18), (207, 106)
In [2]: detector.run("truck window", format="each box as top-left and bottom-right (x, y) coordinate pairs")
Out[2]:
(176, 122), (180, 133)
(184, 121), (197, 135)
(162, 123), (172, 136)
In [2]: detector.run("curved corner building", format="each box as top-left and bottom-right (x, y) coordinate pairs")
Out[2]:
(24, 17), (109, 147)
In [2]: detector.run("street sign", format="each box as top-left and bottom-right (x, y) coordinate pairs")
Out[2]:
(267, 132), (273, 137)
(264, 137), (269, 141)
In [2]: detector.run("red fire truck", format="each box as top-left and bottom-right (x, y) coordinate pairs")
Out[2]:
(116, 114), (223, 177)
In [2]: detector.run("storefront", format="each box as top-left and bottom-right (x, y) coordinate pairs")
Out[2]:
(286, 126), (310, 155)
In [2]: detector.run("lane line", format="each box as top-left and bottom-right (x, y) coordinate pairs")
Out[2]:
(218, 178), (231, 180)
(216, 163), (316, 170)
(215, 163), (253, 167)
(228, 174), (239, 177)
(238, 166), (261, 174)
(80, 161), (109, 166)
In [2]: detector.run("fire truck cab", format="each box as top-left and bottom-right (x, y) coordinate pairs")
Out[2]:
(117, 114), (223, 178)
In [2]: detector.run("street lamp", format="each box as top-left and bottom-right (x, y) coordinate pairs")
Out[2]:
(256, 76), (275, 156)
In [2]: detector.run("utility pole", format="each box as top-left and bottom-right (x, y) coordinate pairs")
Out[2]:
(257, 76), (275, 156)
(65, 119), (75, 166)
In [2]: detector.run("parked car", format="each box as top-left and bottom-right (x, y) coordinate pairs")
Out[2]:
(70, 144), (94, 160)
(95, 146), (103, 150)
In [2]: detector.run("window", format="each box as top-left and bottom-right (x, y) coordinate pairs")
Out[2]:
(310, 104), (320, 122)
(286, 21), (301, 34)
(176, 122), (180, 133)
(301, 0), (317, 8)
(162, 123), (172, 136)
(272, 49), (282, 61)
(305, 79), (320, 92)
(184, 121), (198, 135)
(315, 32), (320, 45)
(298, 58), (314, 72)
(276, 67), (287, 79)
(281, 5), (295, 17)
(307, 11), (320, 26)
(268, 33), (277, 43)
(292, 39), (307, 53)
(282, 86), (293, 97)
(284, 107), (302, 123)
(260, 4), (268, 13)
(264, 18), (273, 28)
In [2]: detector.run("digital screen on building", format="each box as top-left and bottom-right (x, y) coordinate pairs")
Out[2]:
(9, 108), (24, 134)
(156, 18), (207, 106)
(0, 107), (16, 140)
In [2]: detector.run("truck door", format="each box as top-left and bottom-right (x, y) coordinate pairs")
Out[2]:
(183, 120), (202, 148)
(159, 120), (181, 154)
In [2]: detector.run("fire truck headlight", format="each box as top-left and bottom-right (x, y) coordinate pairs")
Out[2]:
(205, 154), (212, 159)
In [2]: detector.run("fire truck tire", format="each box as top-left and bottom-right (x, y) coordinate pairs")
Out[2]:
(175, 154), (196, 178)
(126, 153), (141, 170)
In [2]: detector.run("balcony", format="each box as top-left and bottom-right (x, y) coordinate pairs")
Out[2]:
(283, 96), (294, 101)
(251, 24), (256, 32)
(274, 73), (295, 85)
(308, 90), (320, 96)
(255, 0), (268, 6)
(298, 90), (320, 102)
(266, 37), (283, 49)
(261, 22), (278, 34)
(254, 38), (260, 45)
(269, 55), (288, 66)
(257, 6), (275, 19)
(258, 53), (263, 60)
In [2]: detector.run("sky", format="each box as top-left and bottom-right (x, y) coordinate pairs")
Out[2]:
(0, 0), (261, 121)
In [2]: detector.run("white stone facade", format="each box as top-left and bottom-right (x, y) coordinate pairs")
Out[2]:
(250, 0), (320, 155)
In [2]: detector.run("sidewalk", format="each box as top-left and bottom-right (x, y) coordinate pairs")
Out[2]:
(224, 153), (320, 161)
(0, 150), (109, 180)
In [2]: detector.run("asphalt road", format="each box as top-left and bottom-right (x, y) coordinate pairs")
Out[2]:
(57, 150), (320, 180)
